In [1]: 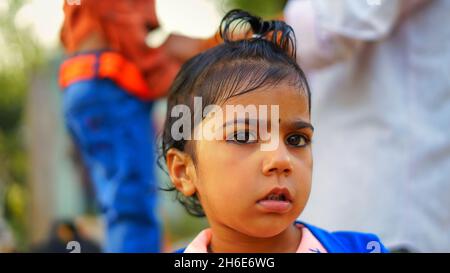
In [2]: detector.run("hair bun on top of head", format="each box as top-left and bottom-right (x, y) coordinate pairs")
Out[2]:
(219, 9), (297, 59)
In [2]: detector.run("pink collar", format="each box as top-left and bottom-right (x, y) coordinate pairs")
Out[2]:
(184, 223), (327, 253)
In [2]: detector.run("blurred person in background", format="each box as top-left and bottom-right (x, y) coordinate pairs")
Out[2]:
(284, 0), (450, 252)
(31, 219), (100, 253)
(59, 0), (215, 252)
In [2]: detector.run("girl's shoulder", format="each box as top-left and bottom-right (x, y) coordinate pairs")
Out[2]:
(298, 221), (389, 253)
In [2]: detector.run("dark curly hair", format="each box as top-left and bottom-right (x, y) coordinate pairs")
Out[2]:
(158, 9), (311, 217)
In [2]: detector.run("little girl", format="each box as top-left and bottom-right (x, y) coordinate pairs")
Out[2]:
(160, 10), (388, 253)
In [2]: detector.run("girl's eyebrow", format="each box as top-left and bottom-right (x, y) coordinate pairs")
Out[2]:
(222, 118), (259, 128)
(285, 119), (314, 132)
(221, 118), (314, 131)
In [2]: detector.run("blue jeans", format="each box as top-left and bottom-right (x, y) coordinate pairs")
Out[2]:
(63, 77), (161, 252)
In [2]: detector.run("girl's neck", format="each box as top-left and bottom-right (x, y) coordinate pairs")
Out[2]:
(208, 223), (302, 253)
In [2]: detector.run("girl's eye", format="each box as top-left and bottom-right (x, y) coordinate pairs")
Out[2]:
(286, 134), (309, 147)
(227, 131), (258, 144)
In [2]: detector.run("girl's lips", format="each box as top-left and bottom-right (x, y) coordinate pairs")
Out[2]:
(256, 200), (292, 214)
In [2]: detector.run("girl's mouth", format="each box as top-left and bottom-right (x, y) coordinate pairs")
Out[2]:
(265, 193), (288, 201)
(256, 187), (293, 214)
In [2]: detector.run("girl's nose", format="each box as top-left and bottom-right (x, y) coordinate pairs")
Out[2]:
(261, 144), (293, 176)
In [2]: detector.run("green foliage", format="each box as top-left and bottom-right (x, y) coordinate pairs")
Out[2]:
(222, 0), (288, 18)
(0, 0), (44, 250)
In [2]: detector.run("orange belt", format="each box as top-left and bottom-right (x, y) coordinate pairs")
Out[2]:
(59, 52), (154, 100)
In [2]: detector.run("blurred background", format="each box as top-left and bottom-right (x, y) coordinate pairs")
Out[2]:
(2, 0), (449, 253)
(0, 0), (288, 252)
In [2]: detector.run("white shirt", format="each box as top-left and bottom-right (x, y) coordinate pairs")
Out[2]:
(285, 0), (450, 252)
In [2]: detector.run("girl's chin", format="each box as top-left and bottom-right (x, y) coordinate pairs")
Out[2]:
(239, 219), (293, 238)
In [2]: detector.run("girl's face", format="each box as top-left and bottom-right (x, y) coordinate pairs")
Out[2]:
(192, 84), (313, 238)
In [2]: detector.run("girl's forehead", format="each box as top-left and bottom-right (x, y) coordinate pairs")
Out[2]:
(220, 85), (309, 115)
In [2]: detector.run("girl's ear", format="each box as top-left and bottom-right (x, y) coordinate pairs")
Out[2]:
(166, 148), (197, 197)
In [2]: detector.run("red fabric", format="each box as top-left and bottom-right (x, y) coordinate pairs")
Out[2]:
(59, 52), (167, 101)
(60, 0), (179, 99)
